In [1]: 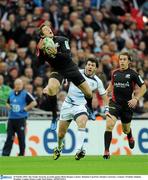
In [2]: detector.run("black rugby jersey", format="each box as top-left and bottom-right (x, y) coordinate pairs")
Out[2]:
(37, 36), (74, 71)
(111, 68), (144, 105)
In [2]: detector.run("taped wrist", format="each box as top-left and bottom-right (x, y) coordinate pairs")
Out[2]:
(104, 106), (109, 113)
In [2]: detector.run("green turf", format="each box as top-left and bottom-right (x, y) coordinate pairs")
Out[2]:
(0, 155), (148, 175)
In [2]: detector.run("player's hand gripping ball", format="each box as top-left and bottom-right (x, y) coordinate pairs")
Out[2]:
(42, 37), (57, 58)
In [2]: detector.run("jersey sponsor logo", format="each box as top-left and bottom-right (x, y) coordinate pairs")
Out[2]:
(125, 74), (130, 78)
(89, 82), (95, 88)
(114, 82), (130, 88)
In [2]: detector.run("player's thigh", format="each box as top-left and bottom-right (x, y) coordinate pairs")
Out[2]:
(120, 108), (133, 123)
(76, 114), (88, 128)
(73, 104), (88, 128)
(48, 72), (63, 94)
(59, 101), (73, 121)
(106, 100), (119, 131)
(78, 81), (92, 98)
(64, 65), (92, 98)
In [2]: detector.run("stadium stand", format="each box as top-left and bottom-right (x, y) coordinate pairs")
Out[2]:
(0, 0), (148, 117)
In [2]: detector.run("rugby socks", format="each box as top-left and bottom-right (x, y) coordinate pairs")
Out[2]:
(58, 137), (64, 150)
(85, 96), (93, 111)
(48, 95), (58, 119)
(127, 128), (132, 139)
(104, 131), (112, 151)
(76, 128), (86, 151)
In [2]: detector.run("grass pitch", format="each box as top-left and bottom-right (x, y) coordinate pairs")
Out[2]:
(0, 155), (148, 175)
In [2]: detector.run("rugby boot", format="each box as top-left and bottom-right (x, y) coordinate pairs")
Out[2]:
(103, 150), (110, 159)
(53, 143), (64, 160)
(128, 137), (135, 149)
(75, 149), (86, 160)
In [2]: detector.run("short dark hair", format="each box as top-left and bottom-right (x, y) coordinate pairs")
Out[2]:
(38, 21), (51, 37)
(85, 57), (98, 67)
(119, 52), (132, 61)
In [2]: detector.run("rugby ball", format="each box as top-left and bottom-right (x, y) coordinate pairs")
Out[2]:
(42, 37), (56, 57)
(43, 37), (55, 49)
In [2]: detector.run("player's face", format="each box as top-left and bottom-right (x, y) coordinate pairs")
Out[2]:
(85, 61), (97, 76)
(119, 55), (130, 70)
(14, 81), (23, 91)
(42, 25), (54, 38)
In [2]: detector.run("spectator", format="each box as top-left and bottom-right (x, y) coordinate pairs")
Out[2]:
(0, 0), (147, 117)
(2, 78), (37, 156)
(0, 75), (11, 116)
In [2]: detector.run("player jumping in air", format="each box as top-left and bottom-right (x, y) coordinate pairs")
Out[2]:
(37, 21), (95, 130)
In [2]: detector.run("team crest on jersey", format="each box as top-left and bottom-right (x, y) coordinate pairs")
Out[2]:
(125, 74), (130, 78)
(90, 82), (95, 88)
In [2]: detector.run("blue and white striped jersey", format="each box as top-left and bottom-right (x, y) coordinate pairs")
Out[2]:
(65, 69), (106, 105)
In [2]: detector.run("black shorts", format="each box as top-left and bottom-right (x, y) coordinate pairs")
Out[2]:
(50, 63), (85, 86)
(109, 100), (133, 123)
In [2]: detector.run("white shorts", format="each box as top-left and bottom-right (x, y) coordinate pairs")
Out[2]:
(59, 101), (88, 121)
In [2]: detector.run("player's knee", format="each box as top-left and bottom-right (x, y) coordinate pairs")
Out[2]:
(123, 128), (130, 134)
(85, 90), (92, 98)
(48, 86), (58, 96)
(106, 122), (115, 131)
(77, 121), (86, 128)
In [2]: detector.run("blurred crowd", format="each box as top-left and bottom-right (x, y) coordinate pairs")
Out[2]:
(0, 0), (148, 116)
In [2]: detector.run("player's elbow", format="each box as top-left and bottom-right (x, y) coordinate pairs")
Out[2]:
(33, 100), (37, 107)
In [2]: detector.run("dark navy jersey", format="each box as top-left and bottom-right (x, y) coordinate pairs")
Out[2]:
(37, 36), (74, 71)
(111, 68), (144, 105)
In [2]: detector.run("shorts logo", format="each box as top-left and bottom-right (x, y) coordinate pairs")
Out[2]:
(125, 74), (130, 78)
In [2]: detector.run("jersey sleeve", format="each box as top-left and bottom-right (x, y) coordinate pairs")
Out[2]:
(132, 71), (144, 87)
(26, 92), (36, 105)
(96, 76), (106, 95)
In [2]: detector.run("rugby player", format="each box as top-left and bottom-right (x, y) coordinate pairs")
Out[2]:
(37, 22), (95, 130)
(53, 57), (111, 160)
(103, 52), (146, 159)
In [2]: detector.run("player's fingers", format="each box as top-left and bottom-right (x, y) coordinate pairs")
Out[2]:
(128, 102), (133, 108)
(43, 88), (48, 94)
(106, 113), (113, 120)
